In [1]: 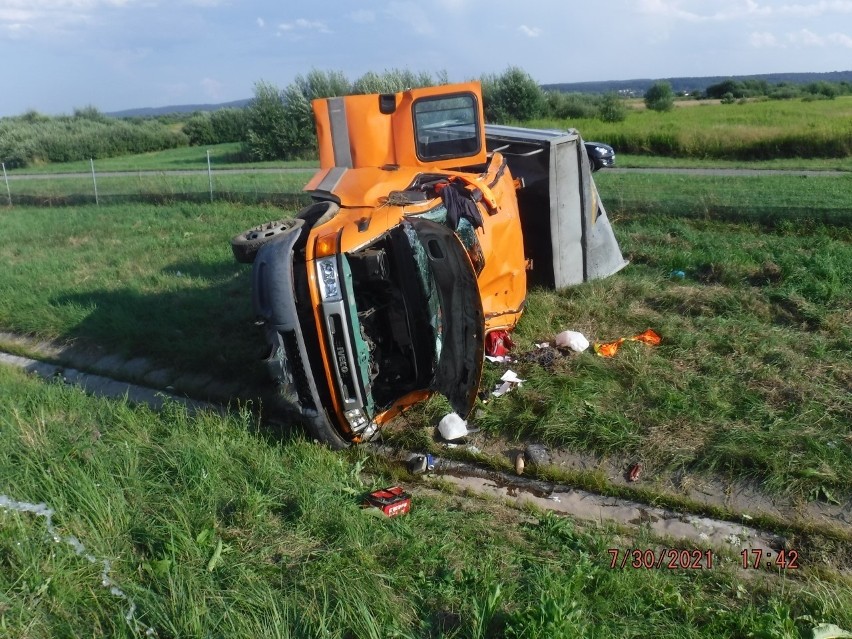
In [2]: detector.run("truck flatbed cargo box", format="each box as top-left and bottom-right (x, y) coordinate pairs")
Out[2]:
(484, 125), (628, 289)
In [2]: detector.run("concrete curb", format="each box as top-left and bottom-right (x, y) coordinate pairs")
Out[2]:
(0, 331), (277, 412)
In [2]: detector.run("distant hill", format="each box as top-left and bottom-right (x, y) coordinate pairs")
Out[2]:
(107, 98), (250, 118)
(542, 70), (852, 96)
(105, 70), (852, 117)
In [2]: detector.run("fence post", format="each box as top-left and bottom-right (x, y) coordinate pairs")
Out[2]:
(90, 159), (99, 206)
(1, 162), (10, 206)
(207, 150), (213, 202)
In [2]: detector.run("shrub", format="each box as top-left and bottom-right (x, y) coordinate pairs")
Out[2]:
(644, 82), (675, 112)
(209, 109), (248, 143)
(244, 81), (290, 161)
(183, 114), (216, 146)
(544, 91), (600, 120)
(482, 67), (546, 123)
(598, 93), (628, 123)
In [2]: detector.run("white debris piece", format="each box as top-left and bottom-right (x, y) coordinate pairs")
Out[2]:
(492, 370), (526, 397)
(555, 330), (590, 352)
(438, 412), (469, 441)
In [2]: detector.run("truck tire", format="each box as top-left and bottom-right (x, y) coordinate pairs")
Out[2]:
(230, 219), (301, 264)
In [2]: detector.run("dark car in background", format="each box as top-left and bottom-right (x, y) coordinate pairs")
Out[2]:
(584, 142), (615, 171)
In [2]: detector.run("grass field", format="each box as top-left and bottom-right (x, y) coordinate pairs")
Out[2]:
(2, 365), (850, 638)
(4, 142), (316, 174)
(2, 169), (312, 207)
(530, 95), (852, 160)
(0, 171), (850, 507)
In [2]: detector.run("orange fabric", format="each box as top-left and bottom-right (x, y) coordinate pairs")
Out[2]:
(594, 330), (661, 358)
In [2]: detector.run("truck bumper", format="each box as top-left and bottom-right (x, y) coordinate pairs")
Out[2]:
(251, 222), (349, 447)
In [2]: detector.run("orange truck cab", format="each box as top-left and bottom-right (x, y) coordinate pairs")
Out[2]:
(230, 82), (627, 447)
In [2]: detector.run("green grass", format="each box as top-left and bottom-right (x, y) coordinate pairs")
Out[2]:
(2, 365), (850, 638)
(6, 142), (318, 174)
(0, 202), (300, 384)
(0, 174), (850, 503)
(615, 154), (852, 171)
(595, 171), (852, 224)
(3, 169), (312, 206)
(530, 95), (852, 159)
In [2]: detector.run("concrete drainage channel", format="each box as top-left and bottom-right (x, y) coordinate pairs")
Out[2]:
(0, 337), (797, 561)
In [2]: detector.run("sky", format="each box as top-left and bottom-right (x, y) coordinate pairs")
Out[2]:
(1, 0), (851, 117)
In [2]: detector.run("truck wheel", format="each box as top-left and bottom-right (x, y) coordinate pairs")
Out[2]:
(230, 219), (301, 264)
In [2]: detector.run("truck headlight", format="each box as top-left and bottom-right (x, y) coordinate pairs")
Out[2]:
(316, 257), (342, 302)
(344, 408), (369, 431)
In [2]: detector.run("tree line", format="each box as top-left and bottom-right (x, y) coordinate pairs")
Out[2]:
(2, 68), (851, 168)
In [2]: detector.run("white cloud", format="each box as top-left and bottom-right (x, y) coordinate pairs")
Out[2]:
(277, 18), (330, 34)
(638, 0), (852, 22)
(256, 17), (264, 28)
(518, 25), (541, 37)
(777, 1), (852, 17)
(749, 30), (779, 47)
(789, 28), (825, 45)
(0, 0), (141, 37)
(275, 17), (331, 37)
(786, 27), (852, 47)
(349, 9), (374, 24)
(826, 31), (852, 46)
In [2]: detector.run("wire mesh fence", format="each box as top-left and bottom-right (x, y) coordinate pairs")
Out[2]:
(0, 160), (315, 208)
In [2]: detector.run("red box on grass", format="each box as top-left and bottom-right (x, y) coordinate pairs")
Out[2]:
(364, 486), (411, 518)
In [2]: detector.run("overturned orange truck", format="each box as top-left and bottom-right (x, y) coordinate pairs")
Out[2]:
(230, 82), (627, 448)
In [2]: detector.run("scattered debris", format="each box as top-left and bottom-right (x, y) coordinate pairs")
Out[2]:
(363, 486), (411, 518)
(515, 453), (525, 475)
(594, 329), (662, 358)
(554, 330), (590, 352)
(524, 444), (550, 469)
(438, 412), (469, 441)
(811, 624), (852, 639)
(627, 463), (643, 482)
(492, 370), (526, 397)
(407, 454), (435, 474)
(670, 270), (686, 279)
(516, 345), (561, 370)
(467, 445), (481, 454)
(485, 330), (514, 358)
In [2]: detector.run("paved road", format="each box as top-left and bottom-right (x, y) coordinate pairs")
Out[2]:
(5, 166), (849, 180)
(608, 167), (849, 177)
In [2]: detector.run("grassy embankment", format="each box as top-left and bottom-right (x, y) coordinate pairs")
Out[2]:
(2, 365), (851, 638)
(1, 171), (850, 506)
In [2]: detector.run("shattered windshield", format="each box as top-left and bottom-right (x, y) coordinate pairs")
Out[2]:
(402, 221), (443, 362)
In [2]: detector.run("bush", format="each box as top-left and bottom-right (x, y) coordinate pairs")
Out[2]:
(0, 114), (188, 168)
(644, 82), (675, 112)
(244, 81), (290, 161)
(544, 91), (600, 120)
(352, 69), (440, 94)
(210, 109), (248, 143)
(598, 93), (628, 123)
(482, 67), (546, 123)
(183, 114), (216, 146)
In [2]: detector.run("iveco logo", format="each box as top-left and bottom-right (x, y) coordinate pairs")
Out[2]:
(336, 346), (349, 375)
